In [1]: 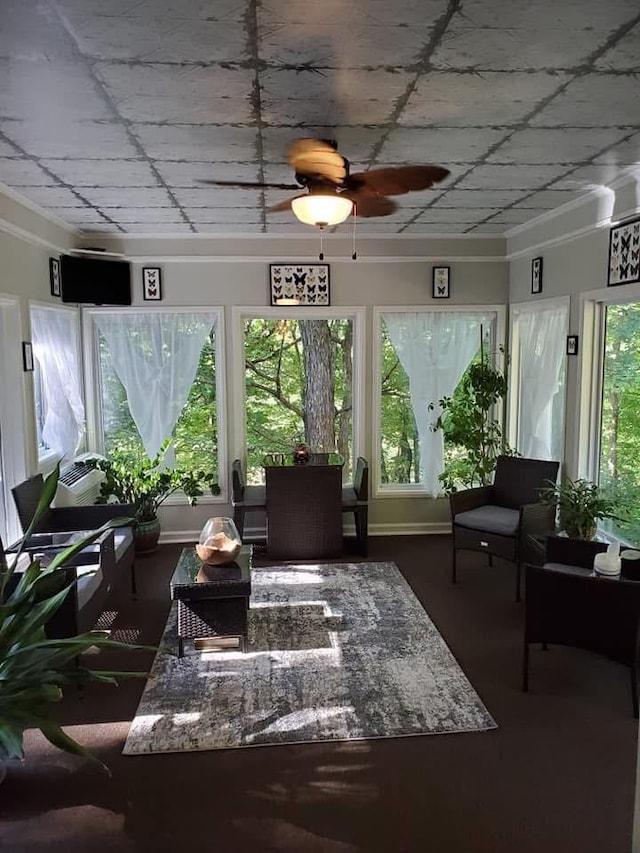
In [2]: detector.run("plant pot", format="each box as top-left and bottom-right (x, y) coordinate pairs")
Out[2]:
(134, 517), (161, 554)
(564, 524), (597, 540)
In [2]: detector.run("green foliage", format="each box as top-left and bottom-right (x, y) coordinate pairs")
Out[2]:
(539, 477), (626, 539)
(0, 466), (151, 769)
(598, 303), (640, 543)
(380, 327), (419, 484)
(432, 342), (516, 493)
(91, 442), (219, 523)
(98, 332), (218, 475)
(243, 318), (353, 481)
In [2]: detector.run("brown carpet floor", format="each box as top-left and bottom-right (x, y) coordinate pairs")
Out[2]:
(0, 535), (637, 853)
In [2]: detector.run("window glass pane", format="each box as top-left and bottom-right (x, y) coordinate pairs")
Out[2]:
(243, 317), (353, 482)
(379, 313), (496, 489)
(98, 327), (218, 474)
(30, 306), (84, 461)
(598, 302), (640, 543)
(514, 304), (568, 462)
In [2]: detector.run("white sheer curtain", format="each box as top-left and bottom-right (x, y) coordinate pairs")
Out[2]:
(31, 306), (85, 460)
(384, 311), (494, 496)
(94, 312), (216, 461)
(517, 303), (568, 460)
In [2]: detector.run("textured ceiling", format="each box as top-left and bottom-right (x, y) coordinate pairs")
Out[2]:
(0, 0), (639, 237)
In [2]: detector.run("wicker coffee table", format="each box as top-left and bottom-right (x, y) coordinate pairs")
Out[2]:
(170, 545), (252, 657)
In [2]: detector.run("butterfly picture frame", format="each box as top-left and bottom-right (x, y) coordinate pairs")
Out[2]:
(269, 264), (330, 306)
(432, 266), (450, 299)
(608, 216), (640, 287)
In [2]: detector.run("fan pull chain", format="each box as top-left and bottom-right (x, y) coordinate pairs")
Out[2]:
(319, 226), (324, 261)
(351, 206), (357, 260)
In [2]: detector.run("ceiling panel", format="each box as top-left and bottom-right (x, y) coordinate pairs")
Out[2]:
(0, 0), (637, 237)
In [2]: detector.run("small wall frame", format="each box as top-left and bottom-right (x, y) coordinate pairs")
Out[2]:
(566, 335), (579, 356)
(49, 256), (61, 297)
(142, 267), (162, 300)
(531, 257), (543, 294)
(22, 341), (34, 372)
(432, 266), (450, 299)
(270, 264), (330, 305)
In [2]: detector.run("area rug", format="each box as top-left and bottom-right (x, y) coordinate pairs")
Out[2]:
(123, 561), (496, 755)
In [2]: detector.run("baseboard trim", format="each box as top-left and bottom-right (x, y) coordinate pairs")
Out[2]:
(159, 521), (452, 545)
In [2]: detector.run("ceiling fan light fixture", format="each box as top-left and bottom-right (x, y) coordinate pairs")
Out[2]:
(291, 192), (353, 227)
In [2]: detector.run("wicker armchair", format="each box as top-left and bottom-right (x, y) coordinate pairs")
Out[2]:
(450, 455), (559, 601)
(341, 456), (369, 556)
(11, 474), (136, 596)
(523, 536), (640, 716)
(231, 459), (266, 540)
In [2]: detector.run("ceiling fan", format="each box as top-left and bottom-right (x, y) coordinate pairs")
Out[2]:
(201, 138), (450, 226)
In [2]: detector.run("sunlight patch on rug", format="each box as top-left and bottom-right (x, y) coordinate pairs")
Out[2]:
(123, 561), (496, 755)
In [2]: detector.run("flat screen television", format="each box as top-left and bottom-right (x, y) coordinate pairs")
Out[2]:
(60, 255), (132, 305)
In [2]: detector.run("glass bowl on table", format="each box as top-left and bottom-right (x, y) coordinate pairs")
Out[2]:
(195, 517), (242, 566)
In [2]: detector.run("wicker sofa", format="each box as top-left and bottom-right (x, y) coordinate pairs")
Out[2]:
(9, 474), (136, 637)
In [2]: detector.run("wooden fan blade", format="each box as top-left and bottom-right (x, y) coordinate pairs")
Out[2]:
(266, 194), (305, 213)
(349, 165), (450, 196)
(288, 139), (347, 185)
(342, 188), (397, 218)
(199, 179), (300, 190)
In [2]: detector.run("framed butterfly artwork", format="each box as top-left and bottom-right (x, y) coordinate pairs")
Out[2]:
(269, 264), (330, 306)
(432, 266), (450, 299)
(608, 217), (640, 287)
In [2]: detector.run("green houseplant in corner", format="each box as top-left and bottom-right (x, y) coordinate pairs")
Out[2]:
(90, 442), (220, 553)
(539, 477), (626, 539)
(431, 336), (517, 494)
(0, 466), (150, 779)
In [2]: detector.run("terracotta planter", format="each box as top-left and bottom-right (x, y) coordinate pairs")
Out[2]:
(134, 517), (161, 554)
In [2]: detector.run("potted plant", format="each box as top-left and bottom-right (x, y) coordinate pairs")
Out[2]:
(539, 477), (625, 539)
(90, 442), (220, 553)
(430, 334), (517, 494)
(0, 466), (150, 780)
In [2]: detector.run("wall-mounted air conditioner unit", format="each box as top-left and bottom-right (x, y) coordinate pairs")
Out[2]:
(55, 454), (106, 507)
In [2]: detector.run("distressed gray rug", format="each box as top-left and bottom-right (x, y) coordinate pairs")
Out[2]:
(123, 561), (496, 755)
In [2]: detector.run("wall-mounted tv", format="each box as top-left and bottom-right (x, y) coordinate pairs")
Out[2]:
(60, 255), (132, 305)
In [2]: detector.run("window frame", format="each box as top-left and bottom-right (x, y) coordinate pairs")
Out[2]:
(82, 304), (227, 503)
(372, 303), (506, 498)
(230, 305), (366, 481)
(0, 295), (28, 544)
(577, 282), (640, 483)
(29, 300), (84, 472)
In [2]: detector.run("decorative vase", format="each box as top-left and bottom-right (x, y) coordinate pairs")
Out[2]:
(293, 443), (310, 465)
(195, 517), (242, 565)
(134, 517), (162, 554)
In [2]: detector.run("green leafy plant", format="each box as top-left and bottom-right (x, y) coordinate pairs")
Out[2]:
(0, 466), (150, 771)
(431, 337), (517, 494)
(91, 442), (220, 524)
(539, 477), (627, 539)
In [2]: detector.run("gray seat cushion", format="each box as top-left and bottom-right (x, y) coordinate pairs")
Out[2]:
(455, 505), (520, 537)
(114, 528), (133, 561)
(76, 564), (104, 609)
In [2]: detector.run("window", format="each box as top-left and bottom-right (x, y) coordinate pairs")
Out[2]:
(0, 297), (27, 545)
(30, 304), (84, 464)
(595, 300), (640, 544)
(238, 309), (363, 484)
(509, 299), (568, 462)
(85, 308), (224, 491)
(375, 307), (503, 496)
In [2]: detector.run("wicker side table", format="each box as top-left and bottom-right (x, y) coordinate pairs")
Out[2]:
(170, 545), (252, 657)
